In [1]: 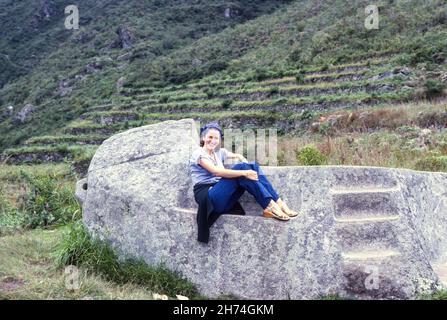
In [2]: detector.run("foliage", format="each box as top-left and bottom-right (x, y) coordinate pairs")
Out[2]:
(55, 221), (200, 298)
(297, 144), (326, 166)
(415, 156), (447, 172)
(424, 79), (446, 99)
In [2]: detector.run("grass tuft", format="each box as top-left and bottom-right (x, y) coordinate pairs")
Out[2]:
(55, 221), (201, 299)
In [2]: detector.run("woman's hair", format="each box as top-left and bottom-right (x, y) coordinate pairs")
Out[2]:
(199, 122), (223, 148)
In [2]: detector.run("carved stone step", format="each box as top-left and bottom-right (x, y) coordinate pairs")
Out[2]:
(335, 220), (399, 252)
(335, 215), (399, 223)
(342, 249), (401, 260)
(331, 187), (400, 219)
(331, 167), (398, 189)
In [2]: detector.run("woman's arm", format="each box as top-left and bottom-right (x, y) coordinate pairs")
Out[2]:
(199, 158), (258, 180)
(226, 150), (247, 162)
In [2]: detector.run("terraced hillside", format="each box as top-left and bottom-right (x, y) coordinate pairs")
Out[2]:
(0, 0), (294, 148)
(1, 0), (445, 151)
(0, 0), (446, 173)
(1, 50), (442, 172)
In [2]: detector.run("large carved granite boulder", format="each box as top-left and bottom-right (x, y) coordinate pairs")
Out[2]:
(76, 118), (447, 299)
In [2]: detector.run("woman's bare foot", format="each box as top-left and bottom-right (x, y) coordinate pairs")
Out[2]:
(277, 198), (299, 217)
(263, 200), (290, 221)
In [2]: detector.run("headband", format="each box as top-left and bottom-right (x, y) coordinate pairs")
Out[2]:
(200, 121), (224, 139)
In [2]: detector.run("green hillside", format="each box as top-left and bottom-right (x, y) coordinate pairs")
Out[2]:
(0, 0), (292, 148)
(0, 0), (446, 157)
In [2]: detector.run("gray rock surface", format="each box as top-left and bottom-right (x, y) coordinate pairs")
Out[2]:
(13, 104), (37, 124)
(57, 80), (73, 97)
(77, 118), (447, 299)
(116, 26), (135, 49)
(41, 0), (54, 20)
(224, 8), (239, 18)
(116, 77), (126, 92)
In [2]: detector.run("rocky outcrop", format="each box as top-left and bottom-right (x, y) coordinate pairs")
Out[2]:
(368, 67), (411, 81)
(13, 104), (38, 124)
(110, 26), (135, 49)
(57, 80), (73, 97)
(83, 57), (113, 75)
(84, 61), (103, 74)
(76, 119), (447, 299)
(31, 0), (54, 30)
(224, 8), (240, 18)
(41, 0), (53, 20)
(116, 77), (126, 92)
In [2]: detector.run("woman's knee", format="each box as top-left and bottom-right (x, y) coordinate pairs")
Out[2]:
(231, 162), (251, 170)
(250, 162), (260, 169)
(232, 161), (260, 170)
(245, 162), (261, 173)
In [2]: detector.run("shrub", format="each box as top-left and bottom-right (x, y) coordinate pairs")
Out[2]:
(288, 47), (301, 63)
(55, 221), (200, 298)
(318, 122), (333, 136)
(424, 79), (446, 99)
(204, 88), (215, 99)
(416, 111), (447, 128)
(221, 99), (233, 109)
(0, 169), (80, 233)
(295, 73), (305, 84)
(320, 63), (330, 72)
(395, 53), (413, 66)
(268, 86), (279, 96)
(419, 290), (447, 300)
(297, 145), (326, 166)
(396, 125), (420, 139)
(274, 69), (285, 78)
(55, 144), (69, 153)
(206, 59), (228, 74)
(409, 43), (446, 66)
(0, 191), (26, 235)
(159, 96), (169, 103)
(19, 171), (81, 228)
(250, 69), (275, 82)
(415, 156), (447, 172)
(299, 109), (317, 121)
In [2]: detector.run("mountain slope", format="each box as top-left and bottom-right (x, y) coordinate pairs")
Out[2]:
(0, 0), (445, 152)
(0, 0), (293, 149)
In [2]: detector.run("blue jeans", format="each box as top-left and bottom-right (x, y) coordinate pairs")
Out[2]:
(208, 162), (280, 214)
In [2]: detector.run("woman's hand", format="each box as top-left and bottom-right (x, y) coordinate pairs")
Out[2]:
(245, 170), (258, 181)
(238, 154), (248, 163)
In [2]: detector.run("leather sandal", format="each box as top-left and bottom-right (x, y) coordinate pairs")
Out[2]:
(263, 202), (290, 221)
(277, 199), (299, 217)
